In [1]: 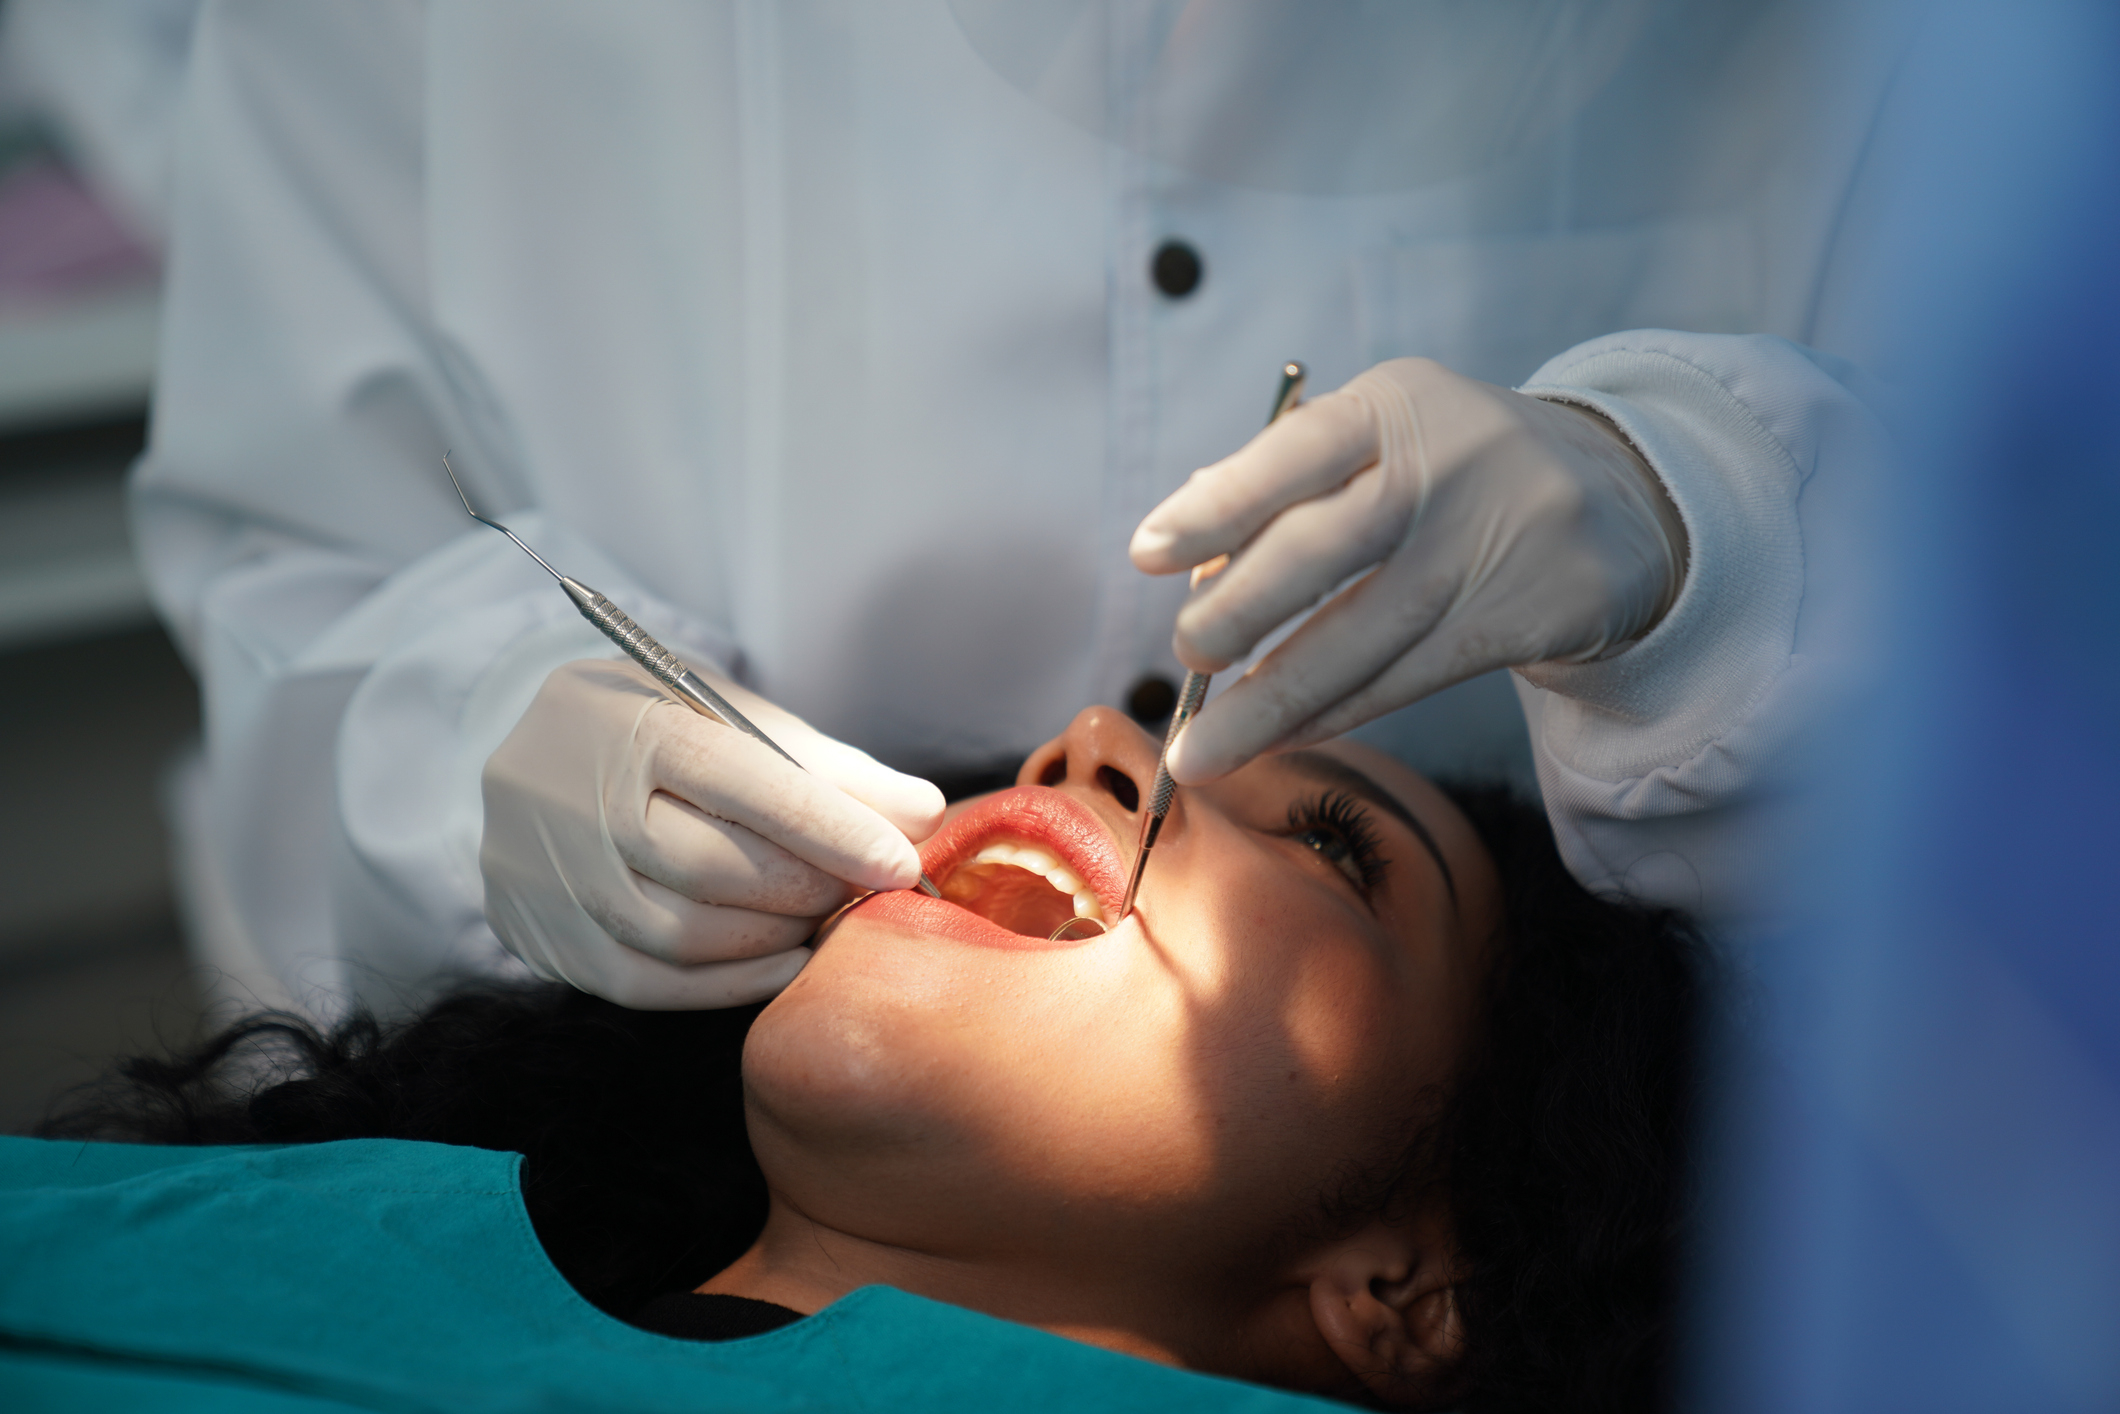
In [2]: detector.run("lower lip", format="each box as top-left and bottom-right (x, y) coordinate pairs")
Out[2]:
(855, 890), (1109, 951)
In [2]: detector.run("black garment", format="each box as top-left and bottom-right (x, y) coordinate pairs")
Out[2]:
(630, 1292), (805, 1342)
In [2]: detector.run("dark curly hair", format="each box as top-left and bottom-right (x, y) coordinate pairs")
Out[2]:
(34, 784), (1710, 1414)
(1431, 785), (1711, 1414)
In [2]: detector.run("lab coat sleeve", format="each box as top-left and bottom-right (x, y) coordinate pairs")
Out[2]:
(1512, 330), (1886, 936)
(129, 3), (737, 1013)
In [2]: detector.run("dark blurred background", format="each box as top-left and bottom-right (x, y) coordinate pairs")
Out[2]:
(0, 0), (207, 1129)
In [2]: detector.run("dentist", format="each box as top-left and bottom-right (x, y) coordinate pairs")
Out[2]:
(136, 2), (1893, 1011)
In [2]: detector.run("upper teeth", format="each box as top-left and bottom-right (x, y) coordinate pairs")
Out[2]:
(949, 842), (1106, 923)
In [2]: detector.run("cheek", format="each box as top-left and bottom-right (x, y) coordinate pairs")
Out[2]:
(1163, 874), (1418, 1193)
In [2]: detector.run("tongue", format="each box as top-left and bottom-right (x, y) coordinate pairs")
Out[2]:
(942, 864), (1080, 939)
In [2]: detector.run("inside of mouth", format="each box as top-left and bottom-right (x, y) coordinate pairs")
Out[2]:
(941, 860), (1094, 939)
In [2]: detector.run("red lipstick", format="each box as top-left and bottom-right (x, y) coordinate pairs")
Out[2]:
(846, 786), (1130, 951)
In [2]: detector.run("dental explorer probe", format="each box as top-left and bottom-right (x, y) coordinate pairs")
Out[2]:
(440, 454), (945, 900)
(1049, 363), (1308, 942)
(1114, 362), (1307, 925)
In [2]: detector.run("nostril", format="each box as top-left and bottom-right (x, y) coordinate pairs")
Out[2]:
(1096, 765), (1140, 813)
(1039, 756), (1067, 787)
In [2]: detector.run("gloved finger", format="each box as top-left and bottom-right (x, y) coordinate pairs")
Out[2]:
(1169, 462), (1416, 672)
(679, 673), (947, 843)
(1249, 594), (1548, 757)
(572, 941), (813, 1012)
(765, 724), (945, 842)
(1129, 391), (1378, 575)
(1271, 638), (1508, 753)
(583, 866), (821, 966)
(645, 706), (923, 892)
(1165, 556), (1476, 783)
(619, 790), (854, 915)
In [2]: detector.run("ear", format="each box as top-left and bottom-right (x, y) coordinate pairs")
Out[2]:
(1304, 1214), (1464, 1408)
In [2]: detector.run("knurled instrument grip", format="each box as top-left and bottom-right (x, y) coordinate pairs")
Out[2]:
(438, 451), (944, 902)
(559, 577), (803, 769)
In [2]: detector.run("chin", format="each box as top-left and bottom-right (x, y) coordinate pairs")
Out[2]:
(744, 939), (936, 1145)
(739, 944), (1052, 1249)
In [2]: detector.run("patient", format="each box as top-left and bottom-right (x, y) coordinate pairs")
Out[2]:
(41, 707), (1708, 1413)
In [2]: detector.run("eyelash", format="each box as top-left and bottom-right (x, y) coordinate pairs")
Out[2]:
(1284, 790), (1389, 898)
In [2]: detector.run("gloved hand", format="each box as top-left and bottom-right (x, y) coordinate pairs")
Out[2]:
(481, 658), (944, 1008)
(1130, 356), (1688, 783)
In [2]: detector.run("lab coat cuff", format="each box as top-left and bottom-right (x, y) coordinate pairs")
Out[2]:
(1512, 333), (1813, 787)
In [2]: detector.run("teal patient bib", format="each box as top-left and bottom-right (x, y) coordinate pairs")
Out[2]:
(0, 1136), (1345, 1412)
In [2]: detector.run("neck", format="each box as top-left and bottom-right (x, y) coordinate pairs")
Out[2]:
(697, 1196), (1195, 1368)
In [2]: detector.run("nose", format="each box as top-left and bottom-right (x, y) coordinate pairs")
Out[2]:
(1017, 706), (1162, 821)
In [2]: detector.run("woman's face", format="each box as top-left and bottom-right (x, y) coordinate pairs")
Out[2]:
(743, 706), (1499, 1334)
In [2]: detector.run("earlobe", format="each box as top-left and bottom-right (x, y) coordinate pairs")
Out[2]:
(1306, 1231), (1465, 1408)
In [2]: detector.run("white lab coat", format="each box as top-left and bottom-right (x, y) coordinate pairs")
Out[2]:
(133, 1), (1898, 1013)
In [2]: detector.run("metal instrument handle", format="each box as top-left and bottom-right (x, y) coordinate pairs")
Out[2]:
(439, 453), (942, 901)
(561, 578), (801, 767)
(562, 576), (943, 900)
(1113, 361), (1306, 923)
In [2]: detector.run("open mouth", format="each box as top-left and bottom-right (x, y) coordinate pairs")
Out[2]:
(838, 786), (1128, 949)
(939, 841), (1108, 938)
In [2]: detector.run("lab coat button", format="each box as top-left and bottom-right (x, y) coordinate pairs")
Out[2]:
(1151, 241), (1203, 298)
(1127, 674), (1179, 724)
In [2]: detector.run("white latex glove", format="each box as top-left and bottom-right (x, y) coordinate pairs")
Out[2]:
(1130, 357), (1688, 783)
(481, 659), (944, 1008)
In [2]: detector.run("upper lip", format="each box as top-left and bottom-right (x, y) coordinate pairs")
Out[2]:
(918, 786), (1130, 919)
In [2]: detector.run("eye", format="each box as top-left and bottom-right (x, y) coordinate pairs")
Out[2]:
(1284, 791), (1388, 898)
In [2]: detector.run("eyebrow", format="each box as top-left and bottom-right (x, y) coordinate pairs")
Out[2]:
(1279, 751), (1458, 909)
